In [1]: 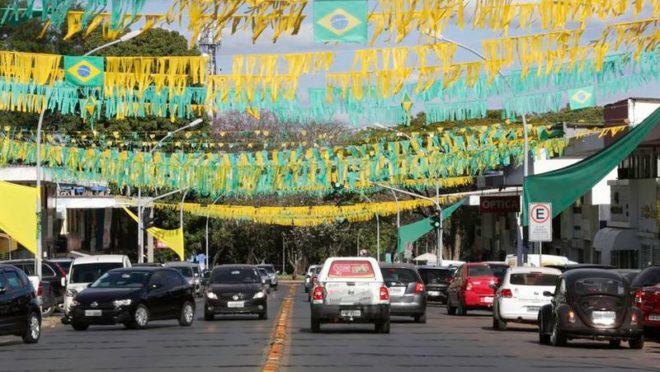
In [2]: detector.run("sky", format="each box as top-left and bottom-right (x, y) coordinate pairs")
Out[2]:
(136, 1), (657, 120)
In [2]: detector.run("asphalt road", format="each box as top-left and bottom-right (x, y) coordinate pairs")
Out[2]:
(283, 285), (660, 372)
(0, 286), (287, 372)
(1, 284), (659, 372)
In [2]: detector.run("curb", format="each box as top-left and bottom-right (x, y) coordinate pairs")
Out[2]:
(262, 284), (296, 372)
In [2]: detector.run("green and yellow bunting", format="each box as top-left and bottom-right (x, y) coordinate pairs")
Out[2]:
(64, 56), (104, 86)
(314, 0), (367, 44)
(568, 86), (596, 110)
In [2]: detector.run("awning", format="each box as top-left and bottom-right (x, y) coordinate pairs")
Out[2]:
(593, 227), (640, 252)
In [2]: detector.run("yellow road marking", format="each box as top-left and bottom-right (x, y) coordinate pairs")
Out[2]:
(263, 284), (296, 372)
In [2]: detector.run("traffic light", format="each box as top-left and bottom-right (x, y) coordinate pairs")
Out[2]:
(430, 211), (441, 229)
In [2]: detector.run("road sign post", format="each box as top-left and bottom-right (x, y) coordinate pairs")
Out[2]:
(529, 203), (552, 266)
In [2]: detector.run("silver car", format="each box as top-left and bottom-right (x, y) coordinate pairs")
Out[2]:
(380, 263), (427, 323)
(164, 262), (202, 296)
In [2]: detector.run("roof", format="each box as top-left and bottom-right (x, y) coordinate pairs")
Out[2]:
(562, 268), (624, 282)
(417, 266), (454, 271)
(110, 266), (161, 272)
(257, 264), (274, 267)
(379, 263), (418, 269)
(164, 262), (198, 267)
(213, 264), (258, 270)
(507, 267), (562, 275)
(72, 255), (128, 264)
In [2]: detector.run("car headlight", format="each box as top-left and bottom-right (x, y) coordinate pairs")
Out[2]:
(206, 291), (218, 300)
(112, 299), (132, 308)
(66, 288), (77, 297)
(253, 291), (266, 299)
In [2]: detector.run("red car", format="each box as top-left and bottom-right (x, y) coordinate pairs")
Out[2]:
(631, 266), (660, 329)
(446, 263), (500, 315)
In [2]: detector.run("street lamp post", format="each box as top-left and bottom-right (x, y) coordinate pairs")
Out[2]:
(205, 195), (222, 270)
(375, 182), (443, 267)
(423, 31), (530, 266)
(34, 30), (143, 279)
(360, 194), (381, 262)
(137, 118), (202, 263)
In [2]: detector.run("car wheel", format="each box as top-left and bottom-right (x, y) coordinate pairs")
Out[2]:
(414, 313), (426, 323)
(311, 316), (321, 333)
(493, 316), (507, 330)
(538, 314), (550, 345)
(629, 336), (644, 350)
(608, 340), (621, 348)
(178, 301), (195, 327)
(446, 298), (456, 315)
(457, 299), (467, 316)
(71, 322), (88, 331)
(132, 304), (150, 329)
(42, 305), (55, 317)
(22, 312), (41, 344)
(550, 319), (567, 347)
(375, 318), (391, 334)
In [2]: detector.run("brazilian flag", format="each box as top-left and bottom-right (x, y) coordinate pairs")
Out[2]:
(314, 0), (367, 43)
(64, 56), (104, 86)
(568, 86), (596, 110)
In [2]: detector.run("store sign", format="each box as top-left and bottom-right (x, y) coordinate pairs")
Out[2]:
(480, 196), (521, 213)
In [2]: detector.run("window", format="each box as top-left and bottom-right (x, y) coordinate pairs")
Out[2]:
(327, 260), (375, 279)
(632, 268), (660, 287)
(468, 266), (494, 277)
(164, 270), (183, 287)
(418, 269), (453, 285)
(381, 268), (419, 284)
(212, 268), (261, 284)
(149, 271), (166, 288)
(510, 273), (559, 286)
(574, 277), (625, 296)
(4, 270), (22, 290)
(70, 263), (123, 284)
(91, 271), (149, 288)
(170, 266), (193, 278)
(42, 264), (56, 279)
(0, 272), (6, 290)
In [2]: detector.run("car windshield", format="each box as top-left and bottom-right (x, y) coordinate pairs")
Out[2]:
(258, 269), (268, 276)
(574, 277), (626, 296)
(313, 266), (322, 275)
(90, 271), (149, 288)
(259, 265), (276, 274)
(468, 266), (494, 277)
(510, 273), (559, 286)
(212, 268), (260, 284)
(70, 263), (123, 284)
(54, 261), (72, 272)
(381, 268), (418, 284)
(418, 269), (452, 284)
(171, 266), (193, 278)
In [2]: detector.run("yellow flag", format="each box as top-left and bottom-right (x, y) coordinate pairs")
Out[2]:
(0, 181), (38, 255)
(122, 207), (185, 261)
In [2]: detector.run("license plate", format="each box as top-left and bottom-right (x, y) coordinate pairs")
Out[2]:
(389, 287), (406, 296)
(592, 311), (616, 325)
(227, 301), (244, 308)
(85, 310), (102, 317)
(649, 314), (660, 321)
(483, 296), (493, 303)
(340, 310), (361, 317)
(527, 306), (540, 312)
(428, 291), (440, 296)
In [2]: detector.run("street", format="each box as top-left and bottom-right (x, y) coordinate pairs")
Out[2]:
(1, 284), (659, 372)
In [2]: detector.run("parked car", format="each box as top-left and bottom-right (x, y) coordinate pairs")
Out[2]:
(380, 263), (427, 323)
(69, 267), (195, 330)
(310, 257), (390, 333)
(630, 266), (660, 331)
(493, 267), (562, 330)
(257, 264), (278, 290)
(2, 259), (68, 316)
(164, 262), (202, 297)
(204, 265), (268, 320)
(447, 263), (499, 315)
(304, 264), (322, 293)
(417, 266), (454, 303)
(538, 269), (644, 348)
(0, 264), (41, 343)
(62, 255), (131, 324)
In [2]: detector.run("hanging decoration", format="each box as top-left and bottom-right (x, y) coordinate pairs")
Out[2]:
(123, 207), (184, 261)
(313, 0), (368, 44)
(63, 10), (167, 40)
(153, 195), (467, 227)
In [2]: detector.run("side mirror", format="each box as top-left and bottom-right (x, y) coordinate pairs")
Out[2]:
(543, 291), (554, 297)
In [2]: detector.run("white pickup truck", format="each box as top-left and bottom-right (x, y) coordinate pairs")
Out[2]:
(310, 257), (390, 333)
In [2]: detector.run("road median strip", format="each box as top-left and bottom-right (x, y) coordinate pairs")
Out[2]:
(262, 284), (296, 372)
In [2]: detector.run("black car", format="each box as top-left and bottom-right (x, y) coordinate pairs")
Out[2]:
(69, 267), (196, 330)
(2, 259), (67, 315)
(538, 269), (644, 349)
(204, 265), (268, 320)
(0, 264), (41, 343)
(417, 266), (454, 303)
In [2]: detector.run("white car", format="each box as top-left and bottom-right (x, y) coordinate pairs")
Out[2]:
(310, 257), (390, 333)
(62, 255), (131, 323)
(493, 267), (562, 330)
